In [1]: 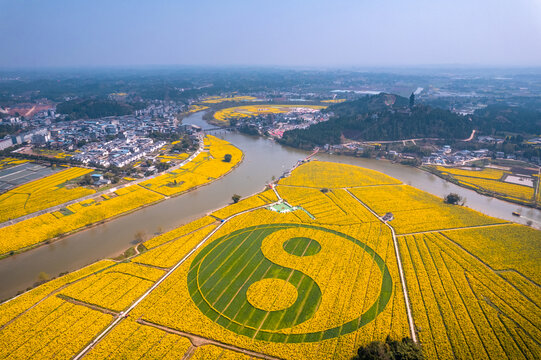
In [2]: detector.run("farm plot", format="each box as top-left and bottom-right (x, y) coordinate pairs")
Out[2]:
(83, 319), (193, 359)
(454, 176), (534, 202)
(279, 160), (401, 188)
(276, 186), (377, 224)
(201, 95), (258, 104)
(211, 189), (278, 220)
(58, 262), (164, 312)
(0, 185), (164, 255)
(0, 296), (112, 360)
(430, 165), (537, 205)
(349, 184), (503, 234)
(0, 166), (95, 222)
(1, 160), (539, 360)
(213, 105), (325, 125)
(0, 260), (115, 327)
(440, 224), (541, 284)
(434, 166), (509, 180)
(141, 135), (242, 196)
(129, 207), (409, 360)
(0, 157), (28, 170)
(398, 231), (541, 360)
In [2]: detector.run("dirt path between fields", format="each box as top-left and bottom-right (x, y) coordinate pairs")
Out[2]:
(397, 222), (512, 237)
(72, 202), (280, 360)
(58, 295), (119, 316)
(137, 319), (284, 360)
(344, 188), (419, 343)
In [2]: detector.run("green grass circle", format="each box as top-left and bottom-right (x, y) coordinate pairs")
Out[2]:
(187, 223), (392, 343)
(283, 237), (321, 256)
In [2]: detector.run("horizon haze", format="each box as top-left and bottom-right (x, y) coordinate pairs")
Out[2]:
(1, 0), (540, 68)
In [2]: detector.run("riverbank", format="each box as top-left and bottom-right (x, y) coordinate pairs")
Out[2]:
(0, 158), (252, 302)
(1, 111), (540, 301)
(275, 140), (541, 212)
(420, 164), (541, 210)
(0, 136), (244, 259)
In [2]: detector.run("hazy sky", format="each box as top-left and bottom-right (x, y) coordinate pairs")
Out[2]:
(1, 0), (540, 68)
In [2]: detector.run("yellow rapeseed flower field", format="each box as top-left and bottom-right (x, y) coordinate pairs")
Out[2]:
(398, 231), (541, 360)
(141, 135), (242, 196)
(0, 157), (28, 169)
(0, 167), (95, 222)
(1, 161), (539, 360)
(321, 99), (346, 103)
(211, 189), (278, 220)
(0, 260), (114, 328)
(157, 153), (189, 161)
(349, 184), (503, 234)
(0, 185), (163, 255)
(190, 345), (252, 359)
(134, 225), (216, 268)
(430, 165), (537, 204)
(84, 319), (193, 359)
(0, 296), (112, 359)
(435, 165), (509, 179)
(454, 175), (534, 201)
(279, 160), (401, 188)
(213, 104), (326, 124)
(58, 262), (164, 312)
(440, 224), (541, 284)
(187, 104), (209, 113)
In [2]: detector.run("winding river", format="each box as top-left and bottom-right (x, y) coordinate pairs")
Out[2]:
(1, 111), (540, 301)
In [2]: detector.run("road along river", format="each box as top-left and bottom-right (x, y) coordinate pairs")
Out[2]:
(1, 111), (539, 301)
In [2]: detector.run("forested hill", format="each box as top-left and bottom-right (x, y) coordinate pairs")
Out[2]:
(56, 99), (143, 119)
(473, 104), (541, 135)
(280, 93), (473, 149)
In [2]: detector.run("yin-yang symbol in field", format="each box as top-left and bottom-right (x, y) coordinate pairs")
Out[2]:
(187, 223), (392, 343)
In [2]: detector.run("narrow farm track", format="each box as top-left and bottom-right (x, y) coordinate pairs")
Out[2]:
(137, 319), (284, 360)
(397, 222), (512, 237)
(344, 188), (418, 343)
(277, 183), (405, 190)
(72, 201), (279, 360)
(57, 295), (119, 316)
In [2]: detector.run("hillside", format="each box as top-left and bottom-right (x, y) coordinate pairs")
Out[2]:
(280, 93), (473, 149)
(473, 104), (541, 135)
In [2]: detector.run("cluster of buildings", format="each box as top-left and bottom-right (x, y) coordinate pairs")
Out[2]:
(0, 128), (51, 151)
(0, 100), (186, 150)
(422, 146), (493, 165)
(236, 108), (330, 138)
(73, 135), (166, 168)
(0, 100), (194, 167)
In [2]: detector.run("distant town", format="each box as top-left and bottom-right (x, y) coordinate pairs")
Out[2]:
(1, 69), (541, 180)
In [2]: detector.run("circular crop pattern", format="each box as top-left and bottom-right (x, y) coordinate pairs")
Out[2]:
(188, 223), (392, 343)
(283, 237), (321, 256)
(246, 279), (298, 311)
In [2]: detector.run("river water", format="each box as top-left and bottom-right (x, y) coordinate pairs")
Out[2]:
(1, 111), (539, 301)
